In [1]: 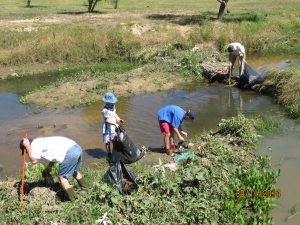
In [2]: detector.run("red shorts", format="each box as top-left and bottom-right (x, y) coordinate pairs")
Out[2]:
(159, 121), (173, 135)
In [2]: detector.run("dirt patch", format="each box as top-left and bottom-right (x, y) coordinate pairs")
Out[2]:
(131, 23), (153, 36)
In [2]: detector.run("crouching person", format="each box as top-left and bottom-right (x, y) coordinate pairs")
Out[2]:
(20, 136), (88, 201)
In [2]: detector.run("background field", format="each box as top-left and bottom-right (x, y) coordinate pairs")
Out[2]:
(1, 0), (300, 19)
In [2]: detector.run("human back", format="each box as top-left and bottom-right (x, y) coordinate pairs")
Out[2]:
(31, 136), (77, 163)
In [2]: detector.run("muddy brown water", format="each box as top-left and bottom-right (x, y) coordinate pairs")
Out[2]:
(0, 55), (300, 224)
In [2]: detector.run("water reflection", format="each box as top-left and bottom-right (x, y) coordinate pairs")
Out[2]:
(81, 83), (279, 148)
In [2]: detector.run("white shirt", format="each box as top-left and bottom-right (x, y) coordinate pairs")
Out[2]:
(31, 136), (77, 163)
(102, 107), (117, 135)
(228, 42), (245, 57)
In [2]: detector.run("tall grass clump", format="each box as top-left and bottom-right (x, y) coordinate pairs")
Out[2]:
(0, 116), (278, 224)
(265, 64), (300, 118)
(106, 26), (142, 62)
(188, 18), (300, 55)
(0, 24), (143, 65)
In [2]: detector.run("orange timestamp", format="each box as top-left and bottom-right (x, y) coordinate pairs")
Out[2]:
(236, 189), (281, 198)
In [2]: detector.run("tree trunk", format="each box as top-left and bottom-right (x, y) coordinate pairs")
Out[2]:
(27, 0), (31, 7)
(113, 0), (119, 9)
(91, 0), (99, 12)
(217, 0), (229, 20)
(88, 0), (93, 12)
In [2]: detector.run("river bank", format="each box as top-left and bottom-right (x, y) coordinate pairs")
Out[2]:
(0, 115), (279, 224)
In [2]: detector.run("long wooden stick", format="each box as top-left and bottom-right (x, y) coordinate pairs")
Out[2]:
(20, 132), (28, 201)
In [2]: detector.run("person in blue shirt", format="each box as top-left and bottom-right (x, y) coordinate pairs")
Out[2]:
(157, 105), (195, 156)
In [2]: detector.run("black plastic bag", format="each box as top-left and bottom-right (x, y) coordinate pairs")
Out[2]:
(104, 161), (138, 194)
(237, 63), (264, 89)
(110, 126), (144, 164)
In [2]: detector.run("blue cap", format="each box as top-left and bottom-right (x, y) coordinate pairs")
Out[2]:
(102, 92), (118, 104)
(186, 110), (195, 120)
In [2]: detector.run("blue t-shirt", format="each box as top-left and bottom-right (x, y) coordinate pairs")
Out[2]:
(157, 105), (186, 128)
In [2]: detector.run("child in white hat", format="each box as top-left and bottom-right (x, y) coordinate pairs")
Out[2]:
(101, 92), (124, 161)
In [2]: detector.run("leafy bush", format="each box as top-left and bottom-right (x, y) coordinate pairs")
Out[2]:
(218, 114), (257, 147)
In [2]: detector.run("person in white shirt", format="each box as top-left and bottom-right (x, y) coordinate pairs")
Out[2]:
(20, 136), (88, 201)
(101, 92), (124, 161)
(227, 42), (246, 80)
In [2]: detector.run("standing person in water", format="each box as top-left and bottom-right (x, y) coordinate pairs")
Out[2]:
(157, 105), (195, 156)
(101, 92), (124, 162)
(227, 42), (246, 83)
(19, 136), (88, 201)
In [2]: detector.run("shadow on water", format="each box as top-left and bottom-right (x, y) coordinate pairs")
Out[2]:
(85, 148), (107, 159)
(146, 11), (264, 25)
(148, 147), (164, 153)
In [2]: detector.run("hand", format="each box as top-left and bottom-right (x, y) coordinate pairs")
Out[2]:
(119, 119), (125, 124)
(178, 141), (189, 149)
(180, 131), (188, 138)
(179, 136), (185, 142)
(115, 123), (120, 128)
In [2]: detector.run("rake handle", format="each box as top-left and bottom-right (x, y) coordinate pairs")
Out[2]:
(20, 132), (28, 201)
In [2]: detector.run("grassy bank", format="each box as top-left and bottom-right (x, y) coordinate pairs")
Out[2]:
(18, 57), (201, 108)
(1, 1), (300, 68)
(1, 16), (299, 67)
(0, 115), (279, 224)
(264, 64), (300, 119)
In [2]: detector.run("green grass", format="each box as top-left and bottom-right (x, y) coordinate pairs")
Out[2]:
(0, 61), (139, 95)
(0, 1), (300, 67)
(1, 0), (300, 18)
(0, 115), (279, 224)
(265, 64), (300, 119)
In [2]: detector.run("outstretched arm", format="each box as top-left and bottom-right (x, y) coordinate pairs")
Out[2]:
(23, 138), (38, 164)
(173, 128), (185, 142)
(217, 0), (227, 5)
(115, 113), (125, 124)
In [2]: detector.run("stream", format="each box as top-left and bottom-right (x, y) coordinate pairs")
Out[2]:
(0, 55), (300, 224)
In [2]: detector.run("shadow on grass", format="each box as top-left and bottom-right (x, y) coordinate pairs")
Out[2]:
(146, 11), (264, 25)
(146, 11), (216, 25)
(22, 5), (48, 9)
(223, 12), (266, 23)
(57, 10), (107, 15)
(85, 148), (107, 159)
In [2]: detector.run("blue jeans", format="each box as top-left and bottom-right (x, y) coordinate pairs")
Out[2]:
(58, 144), (82, 177)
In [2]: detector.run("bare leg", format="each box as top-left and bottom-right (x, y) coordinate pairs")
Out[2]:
(239, 56), (245, 76)
(229, 54), (237, 84)
(73, 171), (83, 180)
(164, 133), (171, 150)
(58, 176), (72, 190)
(170, 129), (175, 146)
(105, 142), (111, 153)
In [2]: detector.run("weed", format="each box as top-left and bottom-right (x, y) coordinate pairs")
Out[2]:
(265, 64), (300, 118)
